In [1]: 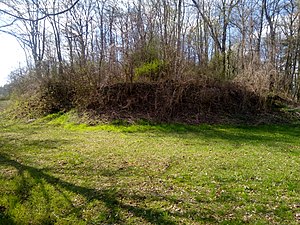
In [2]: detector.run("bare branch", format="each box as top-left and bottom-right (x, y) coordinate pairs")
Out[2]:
(191, 0), (222, 51)
(0, 0), (80, 22)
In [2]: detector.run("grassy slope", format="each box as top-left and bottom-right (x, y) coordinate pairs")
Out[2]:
(0, 112), (299, 224)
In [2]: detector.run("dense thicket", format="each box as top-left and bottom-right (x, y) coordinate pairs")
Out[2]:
(0, 0), (299, 121)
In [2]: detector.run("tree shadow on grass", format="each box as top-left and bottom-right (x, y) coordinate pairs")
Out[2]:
(134, 123), (300, 154)
(0, 153), (205, 224)
(0, 131), (72, 156)
(0, 214), (16, 225)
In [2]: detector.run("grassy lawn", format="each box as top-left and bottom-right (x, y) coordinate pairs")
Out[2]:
(0, 112), (300, 224)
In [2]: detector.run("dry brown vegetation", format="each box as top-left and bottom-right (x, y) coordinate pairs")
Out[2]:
(1, 0), (299, 124)
(10, 76), (299, 125)
(86, 81), (263, 123)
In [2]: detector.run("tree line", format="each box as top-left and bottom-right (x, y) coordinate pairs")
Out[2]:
(0, 0), (299, 102)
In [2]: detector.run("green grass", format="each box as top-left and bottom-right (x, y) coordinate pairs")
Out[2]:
(0, 112), (300, 224)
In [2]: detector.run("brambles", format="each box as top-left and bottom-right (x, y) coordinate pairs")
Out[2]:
(9, 77), (274, 124)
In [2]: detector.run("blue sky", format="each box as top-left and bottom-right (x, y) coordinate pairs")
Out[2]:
(0, 33), (26, 86)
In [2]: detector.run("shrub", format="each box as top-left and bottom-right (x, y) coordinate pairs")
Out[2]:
(134, 59), (166, 81)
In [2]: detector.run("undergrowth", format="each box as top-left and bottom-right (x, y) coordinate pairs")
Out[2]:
(10, 80), (275, 124)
